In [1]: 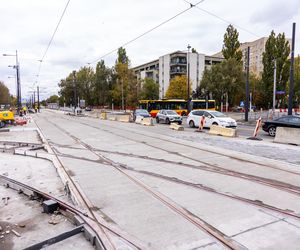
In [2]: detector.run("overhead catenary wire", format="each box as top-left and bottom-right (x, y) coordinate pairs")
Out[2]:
(36, 0), (71, 79)
(87, 0), (205, 65)
(183, 0), (260, 38)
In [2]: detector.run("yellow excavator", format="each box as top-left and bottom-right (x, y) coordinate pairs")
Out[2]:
(0, 110), (15, 128)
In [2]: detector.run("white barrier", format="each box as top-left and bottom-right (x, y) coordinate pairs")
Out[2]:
(274, 127), (300, 146)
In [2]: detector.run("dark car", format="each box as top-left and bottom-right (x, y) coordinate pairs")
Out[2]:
(262, 115), (300, 136)
(133, 109), (151, 121)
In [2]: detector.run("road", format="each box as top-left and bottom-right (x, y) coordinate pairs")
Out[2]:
(33, 110), (300, 249)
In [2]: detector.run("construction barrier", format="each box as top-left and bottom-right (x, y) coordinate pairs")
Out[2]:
(274, 127), (300, 146)
(140, 117), (154, 126)
(100, 112), (107, 120)
(208, 125), (237, 137)
(196, 115), (205, 132)
(117, 115), (131, 123)
(169, 123), (184, 131)
(135, 116), (144, 124)
(247, 117), (262, 140)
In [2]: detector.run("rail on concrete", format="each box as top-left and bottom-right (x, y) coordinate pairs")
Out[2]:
(208, 125), (237, 137)
(274, 127), (300, 146)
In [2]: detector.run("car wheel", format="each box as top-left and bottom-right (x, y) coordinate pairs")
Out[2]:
(178, 121), (182, 125)
(181, 112), (186, 116)
(0, 121), (5, 128)
(212, 122), (218, 126)
(166, 118), (170, 124)
(268, 126), (276, 137)
(189, 120), (195, 128)
(156, 117), (159, 123)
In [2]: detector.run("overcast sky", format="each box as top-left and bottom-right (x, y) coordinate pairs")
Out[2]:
(0, 0), (299, 100)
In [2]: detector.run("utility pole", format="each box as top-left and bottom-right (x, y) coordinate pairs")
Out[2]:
(273, 59), (277, 112)
(73, 71), (77, 109)
(187, 44), (191, 113)
(37, 86), (40, 112)
(288, 22), (296, 115)
(121, 79), (124, 111)
(245, 46), (250, 122)
(16, 50), (21, 113)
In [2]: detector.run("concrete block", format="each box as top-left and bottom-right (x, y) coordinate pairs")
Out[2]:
(100, 112), (107, 120)
(274, 127), (300, 146)
(140, 117), (154, 126)
(169, 123), (184, 131)
(108, 115), (117, 121)
(135, 116), (144, 124)
(117, 114), (131, 123)
(209, 125), (237, 137)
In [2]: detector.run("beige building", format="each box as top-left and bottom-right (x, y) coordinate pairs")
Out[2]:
(133, 51), (223, 99)
(213, 37), (292, 76)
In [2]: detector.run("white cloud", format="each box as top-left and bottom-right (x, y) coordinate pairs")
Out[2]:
(0, 0), (299, 100)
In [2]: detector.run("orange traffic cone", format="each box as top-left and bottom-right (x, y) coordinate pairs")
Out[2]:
(195, 115), (205, 132)
(247, 117), (262, 140)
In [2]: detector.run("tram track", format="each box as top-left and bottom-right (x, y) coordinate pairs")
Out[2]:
(40, 115), (246, 250)
(51, 115), (300, 196)
(34, 119), (146, 250)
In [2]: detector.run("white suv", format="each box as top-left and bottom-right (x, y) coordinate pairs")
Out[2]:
(187, 110), (237, 128)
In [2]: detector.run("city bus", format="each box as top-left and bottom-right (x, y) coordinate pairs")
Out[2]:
(139, 99), (215, 117)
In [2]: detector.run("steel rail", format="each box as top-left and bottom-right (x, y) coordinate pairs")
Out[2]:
(42, 117), (246, 250)
(50, 115), (300, 196)
(34, 119), (145, 250)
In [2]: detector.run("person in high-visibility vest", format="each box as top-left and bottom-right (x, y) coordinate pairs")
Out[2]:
(23, 106), (27, 115)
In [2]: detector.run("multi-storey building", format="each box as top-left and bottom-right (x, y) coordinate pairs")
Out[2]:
(133, 51), (223, 99)
(213, 37), (292, 76)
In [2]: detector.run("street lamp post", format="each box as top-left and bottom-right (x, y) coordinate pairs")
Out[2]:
(273, 59), (277, 113)
(3, 50), (21, 114)
(187, 44), (191, 113)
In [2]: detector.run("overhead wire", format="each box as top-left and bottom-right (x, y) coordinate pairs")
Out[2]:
(183, 0), (260, 38)
(36, 0), (71, 81)
(87, 0), (205, 65)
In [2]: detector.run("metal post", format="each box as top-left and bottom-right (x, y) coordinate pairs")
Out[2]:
(37, 86), (40, 112)
(121, 79), (124, 111)
(187, 44), (191, 113)
(73, 71), (77, 110)
(288, 22), (296, 115)
(272, 60), (277, 112)
(15, 50), (21, 114)
(245, 46), (250, 122)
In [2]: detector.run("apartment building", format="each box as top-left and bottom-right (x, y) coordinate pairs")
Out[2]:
(133, 51), (223, 99)
(213, 37), (292, 76)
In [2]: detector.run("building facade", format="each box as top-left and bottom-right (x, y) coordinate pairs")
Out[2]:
(133, 51), (223, 99)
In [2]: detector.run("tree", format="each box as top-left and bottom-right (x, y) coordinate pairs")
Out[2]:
(112, 47), (137, 108)
(200, 59), (244, 108)
(46, 95), (59, 103)
(76, 66), (94, 106)
(294, 56), (300, 107)
(262, 31), (290, 108)
(0, 81), (11, 104)
(165, 75), (189, 99)
(94, 60), (110, 106)
(140, 78), (159, 100)
(222, 24), (243, 61)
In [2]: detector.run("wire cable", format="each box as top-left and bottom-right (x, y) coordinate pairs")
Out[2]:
(183, 0), (260, 38)
(36, 0), (71, 79)
(87, 0), (205, 64)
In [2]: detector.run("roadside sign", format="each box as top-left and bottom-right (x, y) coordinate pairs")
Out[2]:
(240, 101), (244, 107)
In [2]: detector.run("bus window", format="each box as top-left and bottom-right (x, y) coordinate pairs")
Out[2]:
(208, 101), (215, 110)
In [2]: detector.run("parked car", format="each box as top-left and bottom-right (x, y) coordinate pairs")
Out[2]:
(85, 106), (92, 111)
(187, 110), (237, 128)
(262, 115), (300, 136)
(133, 109), (151, 121)
(156, 110), (182, 124)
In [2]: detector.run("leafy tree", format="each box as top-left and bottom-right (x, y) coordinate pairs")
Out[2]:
(222, 24), (243, 61)
(200, 59), (244, 108)
(191, 48), (197, 53)
(262, 31), (290, 108)
(58, 73), (76, 106)
(76, 66), (94, 106)
(293, 56), (300, 107)
(95, 60), (110, 106)
(165, 75), (189, 99)
(46, 95), (59, 103)
(112, 47), (137, 108)
(140, 78), (159, 100)
(0, 81), (11, 104)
